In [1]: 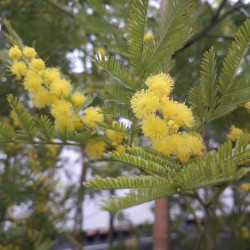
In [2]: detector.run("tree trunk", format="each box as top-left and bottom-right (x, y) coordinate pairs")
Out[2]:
(153, 1), (169, 249)
(153, 197), (168, 250)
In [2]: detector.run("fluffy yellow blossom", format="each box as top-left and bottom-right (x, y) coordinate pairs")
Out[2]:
(145, 73), (174, 97)
(131, 90), (160, 119)
(244, 101), (250, 114)
(32, 89), (57, 108)
(50, 79), (72, 97)
(29, 58), (45, 72)
(106, 122), (126, 145)
(43, 67), (60, 85)
(73, 116), (84, 131)
(161, 98), (194, 127)
(144, 33), (153, 41)
(9, 45), (21, 60)
(51, 100), (72, 118)
(227, 125), (243, 142)
(167, 120), (179, 133)
(141, 115), (168, 140)
(11, 61), (27, 79)
(176, 152), (191, 163)
(152, 137), (172, 156)
(23, 46), (36, 59)
(82, 107), (104, 128)
(86, 87), (95, 94)
(23, 70), (43, 92)
(9, 110), (20, 127)
(116, 145), (126, 152)
(240, 183), (250, 191)
(86, 139), (105, 159)
(96, 46), (107, 56)
(71, 92), (86, 107)
(54, 116), (74, 131)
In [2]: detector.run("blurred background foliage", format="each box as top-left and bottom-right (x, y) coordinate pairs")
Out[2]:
(0, 0), (249, 249)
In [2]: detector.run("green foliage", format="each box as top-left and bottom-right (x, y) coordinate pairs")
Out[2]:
(189, 18), (250, 124)
(141, 0), (193, 78)
(92, 54), (137, 89)
(34, 115), (55, 142)
(7, 94), (36, 140)
(127, 0), (149, 75)
(97, 121), (132, 134)
(86, 134), (249, 212)
(0, 122), (16, 140)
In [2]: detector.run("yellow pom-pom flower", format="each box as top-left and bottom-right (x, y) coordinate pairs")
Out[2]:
(176, 152), (191, 163)
(161, 98), (194, 127)
(167, 120), (179, 133)
(82, 107), (104, 128)
(86, 139), (106, 160)
(106, 122), (126, 145)
(54, 116), (74, 131)
(227, 125), (243, 142)
(51, 100), (72, 118)
(141, 115), (168, 140)
(115, 145), (126, 152)
(50, 79), (72, 97)
(11, 61), (27, 79)
(9, 45), (22, 60)
(32, 89), (57, 108)
(152, 136), (172, 156)
(145, 73), (174, 97)
(23, 70), (43, 92)
(23, 46), (36, 59)
(96, 47), (107, 56)
(240, 183), (250, 191)
(43, 67), (60, 86)
(131, 90), (160, 119)
(244, 101), (250, 114)
(29, 58), (45, 72)
(71, 92), (86, 107)
(73, 116), (84, 131)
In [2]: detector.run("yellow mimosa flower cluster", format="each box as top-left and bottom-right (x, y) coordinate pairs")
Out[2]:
(86, 139), (106, 160)
(8, 45), (104, 133)
(227, 125), (243, 142)
(131, 73), (204, 163)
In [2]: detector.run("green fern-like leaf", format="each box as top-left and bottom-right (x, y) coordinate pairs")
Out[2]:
(109, 151), (177, 177)
(96, 121), (132, 134)
(99, 83), (132, 105)
(0, 122), (16, 140)
(200, 47), (218, 107)
(127, 0), (149, 75)
(101, 101), (134, 121)
(7, 95), (36, 140)
(218, 18), (250, 95)
(142, 0), (193, 78)
(100, 187), (175, 213)
(178, 134), (249, 191)
(92, 54), (137, 89)
(84, 175), (170, 190)
(127, 147), (178, 169)
(33, 115), (55, 142)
